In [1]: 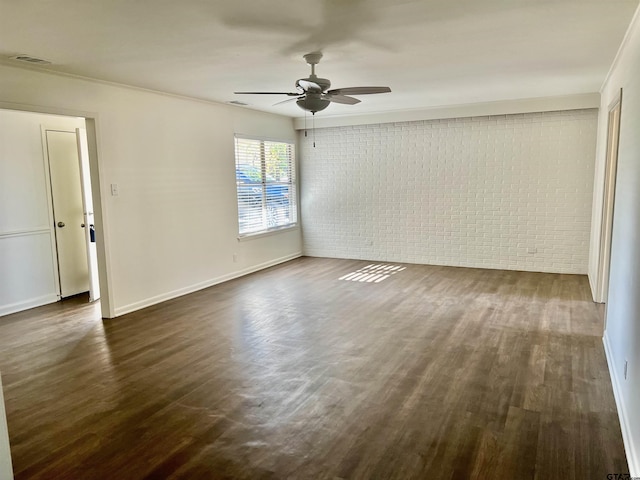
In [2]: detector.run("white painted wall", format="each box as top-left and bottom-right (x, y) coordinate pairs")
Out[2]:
(301, 110), (597, 274)
(0, 64), (300, 317)
(0, 374), (13, 480)
(596, 6), (640, 476)
(0, 110), (84, 316)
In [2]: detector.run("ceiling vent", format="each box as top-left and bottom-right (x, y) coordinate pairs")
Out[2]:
(9, 55), (52, 65)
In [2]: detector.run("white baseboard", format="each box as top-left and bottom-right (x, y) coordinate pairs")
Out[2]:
(114, 252), (302, 317)
(603, 332), (639, 476)
(0, 294), (59, 318)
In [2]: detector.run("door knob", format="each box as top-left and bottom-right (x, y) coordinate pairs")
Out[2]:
(57, 221), (65, 228)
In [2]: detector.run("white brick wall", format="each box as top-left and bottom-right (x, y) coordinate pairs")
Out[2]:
(300, 109), (597, 274)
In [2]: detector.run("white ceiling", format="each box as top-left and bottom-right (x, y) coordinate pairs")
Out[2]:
(1, 0), (638, 118)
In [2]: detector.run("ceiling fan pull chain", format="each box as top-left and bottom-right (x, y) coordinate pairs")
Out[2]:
(313, 113), (316, 148)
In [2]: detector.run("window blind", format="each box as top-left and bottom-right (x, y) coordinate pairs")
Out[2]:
(235, 137), (297, 236)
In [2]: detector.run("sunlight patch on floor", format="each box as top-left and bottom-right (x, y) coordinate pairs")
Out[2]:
(339, 264), (406, 283)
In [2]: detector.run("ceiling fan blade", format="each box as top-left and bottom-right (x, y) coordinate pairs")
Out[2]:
(234, 91), (300, 96)
(297, 80), (322, 92)
(326, 86), (391, 96)
(273, 97), (300, 106)
(324, 94), (361, 105)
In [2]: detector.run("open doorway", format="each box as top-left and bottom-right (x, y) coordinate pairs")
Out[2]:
(595, 89), (622, 323)
(0, 109), (104, 316)
(43, 127), (100, 302)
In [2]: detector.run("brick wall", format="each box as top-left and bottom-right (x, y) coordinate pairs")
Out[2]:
(300, 109), (597, 274)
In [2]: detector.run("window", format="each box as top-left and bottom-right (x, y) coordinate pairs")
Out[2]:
(235, 136), (297, 236)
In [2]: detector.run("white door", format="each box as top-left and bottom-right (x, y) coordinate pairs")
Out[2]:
(0, 373), (13, 480)
(76, 128), (100, 302)
(46, 130), (89, 298)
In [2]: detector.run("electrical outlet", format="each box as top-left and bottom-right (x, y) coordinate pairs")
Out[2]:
(624, 359), (628, 380)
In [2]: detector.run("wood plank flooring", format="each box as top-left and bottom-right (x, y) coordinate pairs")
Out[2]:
(0, 257), (628, 479)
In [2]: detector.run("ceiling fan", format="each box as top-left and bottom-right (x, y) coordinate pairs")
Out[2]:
(234, 52), (391, 114)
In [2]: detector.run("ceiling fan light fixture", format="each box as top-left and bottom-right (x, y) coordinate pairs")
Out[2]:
(297, 96), (330, 113)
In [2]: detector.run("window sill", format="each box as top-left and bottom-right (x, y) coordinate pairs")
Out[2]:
(237, 224), (298, 242)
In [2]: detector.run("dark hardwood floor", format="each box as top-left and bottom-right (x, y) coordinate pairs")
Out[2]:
(0, 257), (628, 479)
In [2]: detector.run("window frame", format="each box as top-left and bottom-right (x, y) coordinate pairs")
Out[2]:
(234, 134), (298, 238)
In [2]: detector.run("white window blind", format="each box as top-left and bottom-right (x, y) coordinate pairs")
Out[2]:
(235, 137), (297, 236)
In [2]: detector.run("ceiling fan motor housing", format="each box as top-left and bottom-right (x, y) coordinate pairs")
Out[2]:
(296, 76), (331, 92)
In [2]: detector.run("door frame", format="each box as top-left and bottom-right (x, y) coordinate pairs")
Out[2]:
(76, 128), (101, 302)
(595, 89), (623, 311)
(0, 101), (114, 318)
